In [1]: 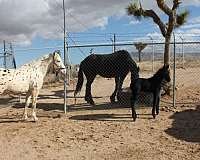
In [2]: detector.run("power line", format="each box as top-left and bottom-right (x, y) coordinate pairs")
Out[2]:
(67, 34), (87, 57)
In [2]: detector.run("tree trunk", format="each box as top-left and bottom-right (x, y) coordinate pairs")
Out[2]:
(138, 51), (141, 62)
(164, 34), (171, 65)
(163, 34), (172, 96)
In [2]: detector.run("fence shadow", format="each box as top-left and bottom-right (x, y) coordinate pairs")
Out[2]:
(165, 105), (200, 143)
(12, 101), (130, 112)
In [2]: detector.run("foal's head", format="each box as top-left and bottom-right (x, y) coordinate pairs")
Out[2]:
(156, 64), (171, 82)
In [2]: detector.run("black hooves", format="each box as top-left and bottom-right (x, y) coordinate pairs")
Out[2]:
(85, 97), (95, 105)
(110, 96), (115, 103)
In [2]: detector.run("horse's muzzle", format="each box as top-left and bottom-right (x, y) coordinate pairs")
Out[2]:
(60, 68), (66, 75)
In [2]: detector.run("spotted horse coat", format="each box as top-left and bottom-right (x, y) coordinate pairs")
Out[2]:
(0, 51), (66, 121)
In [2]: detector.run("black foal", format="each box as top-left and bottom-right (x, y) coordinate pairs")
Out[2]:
(130, 64), (171, 121)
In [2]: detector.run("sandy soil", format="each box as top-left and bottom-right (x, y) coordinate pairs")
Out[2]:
(0, 67), (200, 160)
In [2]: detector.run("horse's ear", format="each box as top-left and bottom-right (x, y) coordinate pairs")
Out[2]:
(164, 64), (169, 69)
(137, 66), (140, 72)
(53, 50), (61, 56)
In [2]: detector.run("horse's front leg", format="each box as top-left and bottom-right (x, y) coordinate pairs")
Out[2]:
(130, 94), (137, 121)
(31, 88), (39, 121)
(22, 92), (31, 120)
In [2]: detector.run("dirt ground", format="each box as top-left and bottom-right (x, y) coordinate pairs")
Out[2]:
(0, 67), (200, 160)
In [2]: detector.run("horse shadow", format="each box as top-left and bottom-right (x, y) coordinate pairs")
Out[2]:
(165, 105), (200, 143)
(69, 113), (133, 122)
(37, 89), (74, 100)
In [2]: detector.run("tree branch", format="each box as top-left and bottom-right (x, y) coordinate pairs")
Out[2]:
(144, 10), (167, 37)
(156, 0), (172, 16)
(172, 0), (181, 10)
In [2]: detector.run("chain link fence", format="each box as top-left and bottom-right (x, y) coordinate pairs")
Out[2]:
(66, 34), (200, 107)
(1, 33), (200, 109)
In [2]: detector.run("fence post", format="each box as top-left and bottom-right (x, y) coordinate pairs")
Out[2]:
(180, 36), (184, 68)
(173, 32), (176, 108)
(114, 33), (116, 52)
(149, 36), (154, 72)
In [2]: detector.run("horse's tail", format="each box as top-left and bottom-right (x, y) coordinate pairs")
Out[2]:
(74, 63), (84, 98)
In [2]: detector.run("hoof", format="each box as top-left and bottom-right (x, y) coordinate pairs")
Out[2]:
(32, 116), (38, 122)
(86, 99), (95, 106)
(85, 97), (95, 105)
(22, 114), (28, 121)
(110, 97), (115, 103)
(132, 113), (137, 121)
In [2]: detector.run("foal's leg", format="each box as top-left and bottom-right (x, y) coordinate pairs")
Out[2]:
(156, 91), (161, 115)
(152, 92), (158, 119)
(31, 88), (39, 121)
(130, 94), (137, 121)
(130, 84), (140, 121)
(110, 77), (119, 103)
(22, 92), (31, 120)
(85, 75), (96, 105)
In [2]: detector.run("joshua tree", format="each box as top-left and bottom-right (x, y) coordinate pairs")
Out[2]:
(127, 0), (189, 65)
(134, 42), (147, 62)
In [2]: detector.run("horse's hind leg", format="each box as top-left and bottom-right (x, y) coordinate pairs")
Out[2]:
(110, 77), (119, 103)
(116, 75), (126, 101)
(85, 75), (95, 105)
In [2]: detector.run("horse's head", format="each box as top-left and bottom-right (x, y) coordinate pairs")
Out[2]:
(161, 64), (171, 82)
(52, 50), (66, 76)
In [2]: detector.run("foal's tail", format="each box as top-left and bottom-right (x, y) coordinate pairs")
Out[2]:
(74, 63), (84, 98)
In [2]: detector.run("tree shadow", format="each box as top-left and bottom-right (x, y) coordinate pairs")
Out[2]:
(165, 105), (200, 143)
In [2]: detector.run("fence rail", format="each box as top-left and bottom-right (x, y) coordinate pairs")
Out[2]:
(1, 34), (200, 110)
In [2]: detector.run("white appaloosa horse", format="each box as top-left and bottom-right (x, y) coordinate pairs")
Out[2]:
(0, 51), (66, 121)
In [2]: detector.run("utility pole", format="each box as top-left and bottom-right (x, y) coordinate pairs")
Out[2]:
(3, 40), (6, 69)
(10, 43), (17, 69)
(63, 0), (68, 113)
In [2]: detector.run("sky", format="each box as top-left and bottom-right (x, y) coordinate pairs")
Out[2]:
(0, 0), (200, 66)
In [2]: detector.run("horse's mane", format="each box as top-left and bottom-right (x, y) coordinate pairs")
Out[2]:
(151, 65), (170, 81)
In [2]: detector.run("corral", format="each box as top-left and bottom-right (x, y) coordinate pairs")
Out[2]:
(0, 59), (200, 160)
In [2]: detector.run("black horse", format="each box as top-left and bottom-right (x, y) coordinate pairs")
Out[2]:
(74, 50), (138, 105)
(130, 64), (171, 121)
